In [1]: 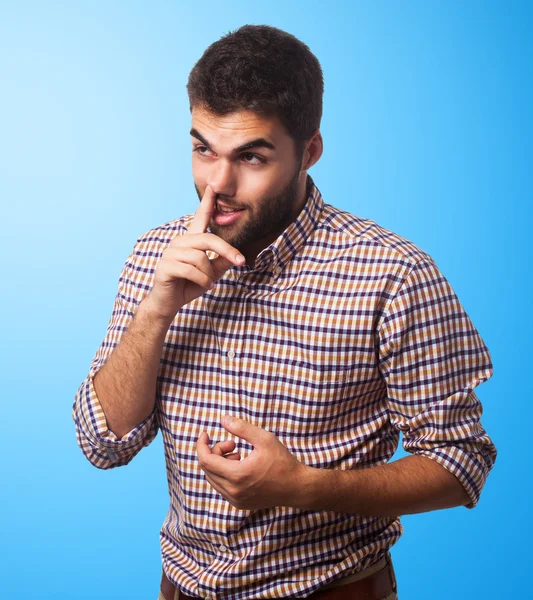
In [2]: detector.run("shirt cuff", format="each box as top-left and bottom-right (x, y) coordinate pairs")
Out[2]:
(415, 446), (493, 509)
(76, 373), (157, 459)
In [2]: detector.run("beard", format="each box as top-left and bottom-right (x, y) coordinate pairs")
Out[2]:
(193, 166), (302, 253)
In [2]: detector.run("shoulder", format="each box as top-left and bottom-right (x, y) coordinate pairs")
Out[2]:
(121, 214), (194, 283)
(317, 202), (435, 269)
(132, 214), (194, 256)
(120, 215), (194, 301)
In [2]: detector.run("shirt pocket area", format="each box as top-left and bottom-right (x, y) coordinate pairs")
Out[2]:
(268, 358), (353, 445)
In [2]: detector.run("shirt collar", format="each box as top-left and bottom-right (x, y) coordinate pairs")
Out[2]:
(219, 174), (324, 276)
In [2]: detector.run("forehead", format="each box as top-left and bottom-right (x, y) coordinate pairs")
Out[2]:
(191, 105), (290, 147)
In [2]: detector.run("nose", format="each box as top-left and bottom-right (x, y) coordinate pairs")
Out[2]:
(208, 159), (236, 198)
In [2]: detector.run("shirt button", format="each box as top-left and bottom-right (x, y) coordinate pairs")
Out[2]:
(106, 448), (117, 462)
(218, 544), (228, 552)
(227, 350), (235, 358)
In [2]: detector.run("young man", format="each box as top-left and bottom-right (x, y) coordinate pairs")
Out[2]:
(72, 25), (497, 600)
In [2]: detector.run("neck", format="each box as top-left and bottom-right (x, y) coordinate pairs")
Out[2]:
(244, 173), (310, 267)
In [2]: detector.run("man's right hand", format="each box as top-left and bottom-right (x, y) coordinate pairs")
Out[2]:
(144, 185), (246, 321)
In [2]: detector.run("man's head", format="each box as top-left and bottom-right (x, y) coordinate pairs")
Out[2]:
(186, 25), (324, 263)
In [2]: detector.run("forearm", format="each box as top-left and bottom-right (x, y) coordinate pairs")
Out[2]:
(297, 454), (471, 517)
(93, 294), (174, 438)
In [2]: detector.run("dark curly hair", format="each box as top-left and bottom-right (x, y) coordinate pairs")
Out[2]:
(186, 24), (324, 159)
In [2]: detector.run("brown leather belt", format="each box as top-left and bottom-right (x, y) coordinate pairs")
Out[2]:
(160, 552), (397, 599)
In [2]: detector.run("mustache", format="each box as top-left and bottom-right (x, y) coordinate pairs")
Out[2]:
(215, 198), (247, 210)
(215, 196), (246, 210)
(193, 183), (247, 210)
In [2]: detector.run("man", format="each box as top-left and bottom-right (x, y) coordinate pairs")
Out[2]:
(72, 25), (497, 600)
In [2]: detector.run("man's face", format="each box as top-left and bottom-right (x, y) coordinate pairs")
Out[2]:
(191, 105), (306, 259)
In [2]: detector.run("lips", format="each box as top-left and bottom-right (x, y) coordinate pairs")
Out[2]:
(214, 201), (246, 225)
(216, 200), (244, 213)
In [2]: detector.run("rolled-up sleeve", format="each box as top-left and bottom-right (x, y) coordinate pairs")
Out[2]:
(72, 246), (159, 469)
(377, 259), (497, 509)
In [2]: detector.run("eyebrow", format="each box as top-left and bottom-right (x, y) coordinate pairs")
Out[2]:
(190, 128), (276, 153)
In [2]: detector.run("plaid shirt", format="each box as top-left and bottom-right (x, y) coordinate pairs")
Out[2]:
(72, 176), (496, 599)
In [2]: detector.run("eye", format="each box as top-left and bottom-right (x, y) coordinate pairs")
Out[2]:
(241, 153), (266, 166)
(193, 145), (214, 157)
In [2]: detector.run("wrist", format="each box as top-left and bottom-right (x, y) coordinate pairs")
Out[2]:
(290, 464), (333, 511)
(138, 294), (175, 331)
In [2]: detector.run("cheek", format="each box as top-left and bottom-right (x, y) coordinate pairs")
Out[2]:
(192, 162), (206, 185)
(240, 169), (283, 199)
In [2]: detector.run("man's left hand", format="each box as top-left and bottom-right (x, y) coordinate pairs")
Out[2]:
(196, 415), (309, 510)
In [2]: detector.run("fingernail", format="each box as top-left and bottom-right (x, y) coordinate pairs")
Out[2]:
(223, 415), (233, 427)
(236, 255), (245, 264)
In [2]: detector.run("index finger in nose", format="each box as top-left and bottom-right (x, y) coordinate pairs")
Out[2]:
(188, 185), (216, 234)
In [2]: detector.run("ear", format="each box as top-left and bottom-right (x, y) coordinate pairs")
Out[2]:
(301, 130), (323, 171)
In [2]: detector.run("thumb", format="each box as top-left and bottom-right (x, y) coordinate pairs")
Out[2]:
(211, 253), (238, 280)
(221, 415), (267, 446)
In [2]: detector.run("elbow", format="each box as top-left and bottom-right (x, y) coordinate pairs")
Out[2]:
(77, 441), (133, 470)
(450, 477), (473, 508)
(73, 421), (128, 470)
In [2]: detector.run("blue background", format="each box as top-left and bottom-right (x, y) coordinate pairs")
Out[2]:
(1, 1), (530, 598)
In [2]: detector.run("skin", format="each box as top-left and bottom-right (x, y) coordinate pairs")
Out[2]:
(197, 416), (471, 517)
(190, 104), (323, 267)
(94, 103), (471, 513)
(93, 183), (252, 439)
(190, 106), (471, 517)
(92, 112), (323, 439)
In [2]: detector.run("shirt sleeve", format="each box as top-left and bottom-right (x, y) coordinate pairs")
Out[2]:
(71, 244), (160, 469)
(377, 259), (497, 509)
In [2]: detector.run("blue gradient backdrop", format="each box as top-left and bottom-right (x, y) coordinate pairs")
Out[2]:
(1, 1), (530, 598)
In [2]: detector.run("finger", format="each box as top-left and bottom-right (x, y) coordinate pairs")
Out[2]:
(207, 443), (241, 461)
(197, 441), (242, 477)
(163, 246), (216, 282)
(204, 472), (231, 501)
(211, 440), (237, 456)
(159, 260), (215, 290)
(204, 468), (236, 492)
(211, 253), (244, 281)
(196, 431), (213, 464)
(196, 432), (234, 473)
(223, 452), (242, 461)
(188, 185), (216, 234)
(171, 233), (245, 270)
(221, 415), (270, 446)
